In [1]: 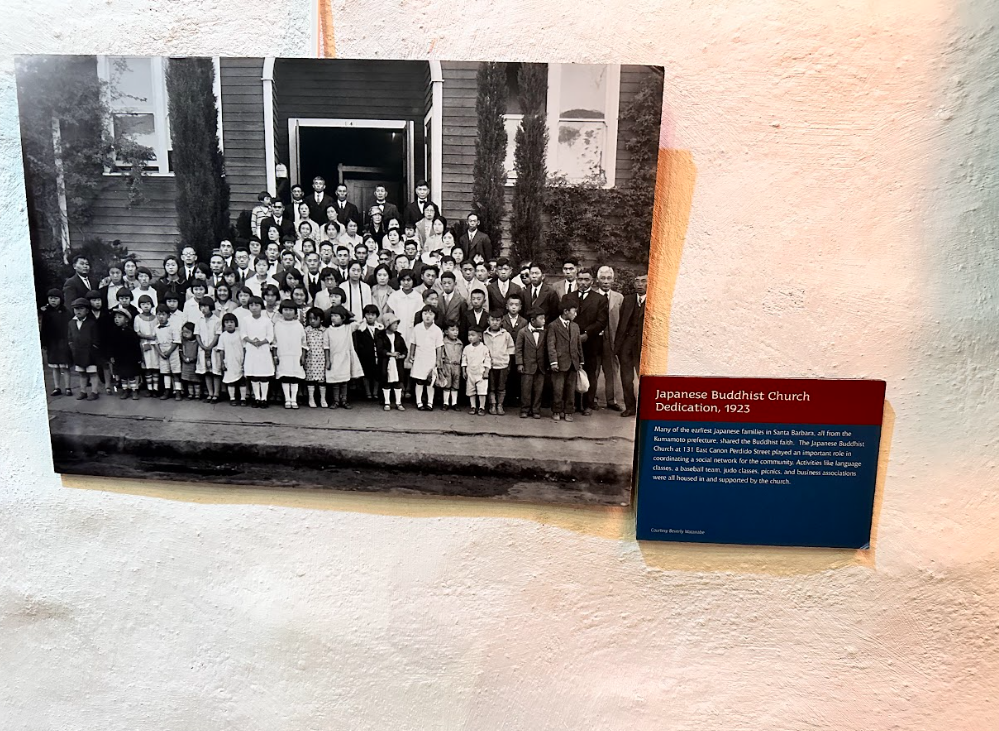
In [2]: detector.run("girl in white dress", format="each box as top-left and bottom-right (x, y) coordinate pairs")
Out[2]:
(323, 305), (363, 409)
(216, 313), (246, 405)
(272, 300), (308, 409)
(194, 297), (222, 403)
(241, 296), (275, 408)
(386, 269), (422, 348)
(133, 295), (160, 394)
(407, 306), (444, 411)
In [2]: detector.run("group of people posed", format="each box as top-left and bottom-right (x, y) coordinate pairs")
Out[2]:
(39, 177), (648, 421)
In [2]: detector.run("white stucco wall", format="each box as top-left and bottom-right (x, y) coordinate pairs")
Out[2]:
(1, 1), (997, 729)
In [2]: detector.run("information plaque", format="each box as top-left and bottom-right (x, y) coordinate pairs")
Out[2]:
(635, 377), (886, 548)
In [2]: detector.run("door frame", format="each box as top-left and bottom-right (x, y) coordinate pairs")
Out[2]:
(287, 118), (415, 199)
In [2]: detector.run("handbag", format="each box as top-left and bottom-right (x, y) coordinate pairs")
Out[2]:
(576, 369), (590, 393)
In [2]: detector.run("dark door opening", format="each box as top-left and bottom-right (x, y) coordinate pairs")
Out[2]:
(298, 126), (406, 220)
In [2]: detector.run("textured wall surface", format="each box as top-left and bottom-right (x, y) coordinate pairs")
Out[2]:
(1, 1), (997, 729)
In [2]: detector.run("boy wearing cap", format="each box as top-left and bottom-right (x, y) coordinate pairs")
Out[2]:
(67, 297), (102, 400)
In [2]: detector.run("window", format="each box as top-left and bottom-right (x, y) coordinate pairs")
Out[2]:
(503, 63), (621, 187)
(97, 56), (172, 174)
(546, 63), (620, 186)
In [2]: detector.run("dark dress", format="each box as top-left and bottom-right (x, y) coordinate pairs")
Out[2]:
(374, 329), (408, 385)
(39, 304), (72, 366)
(92, 311), (116, 366)
(353, 325), (380, 378)
(105, 323), (143, 379)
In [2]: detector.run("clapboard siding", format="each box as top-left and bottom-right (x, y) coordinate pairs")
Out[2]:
(614, 65), (662, 190)
(439, 61), (479, 219)
(70, 176), (180, 269)
(220, 58), (267, 215)
(273, 59), (428, 190)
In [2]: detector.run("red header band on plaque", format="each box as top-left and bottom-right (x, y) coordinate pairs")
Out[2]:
(639, 376), (886, 426)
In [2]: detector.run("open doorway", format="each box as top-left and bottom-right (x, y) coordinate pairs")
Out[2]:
(292, 122), (411, 218)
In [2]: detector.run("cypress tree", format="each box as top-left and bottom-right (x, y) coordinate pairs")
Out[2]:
(510, 63), (548, 264)
(166, 58), (230, 261)
(472, 62), (508, 248)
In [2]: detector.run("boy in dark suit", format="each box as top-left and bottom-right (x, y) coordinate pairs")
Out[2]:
(546, 295), (583, 422)
(516, 308), (548, 419)
(615, 274), (648, 417)
(67, 297), (102, 400)
(438, 271), (467, 326)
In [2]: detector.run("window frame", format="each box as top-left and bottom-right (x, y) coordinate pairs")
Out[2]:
(545, 63), (621, 188)
(97, 55), (173, 176)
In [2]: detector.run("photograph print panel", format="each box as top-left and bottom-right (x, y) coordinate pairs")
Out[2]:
(16, 56), (664, 505)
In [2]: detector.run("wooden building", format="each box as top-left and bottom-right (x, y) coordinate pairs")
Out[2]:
(65, 57), (661, 267)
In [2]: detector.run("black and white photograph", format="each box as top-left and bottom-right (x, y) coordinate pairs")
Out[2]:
(17, 56), (664, 505)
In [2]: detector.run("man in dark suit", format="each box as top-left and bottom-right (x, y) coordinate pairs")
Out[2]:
(546, 295), (584, 422)
(63, 254), (95, 305)
(260, 200), (296, 243)
(218, 239), (236, 269)
(402, 180), (437, 228)
(302, 252), (325, 300)
(331, 183), (362, 228)
(522, 264), (561, 322)
(305, 176), (336, 222)
(571, 268), (609, 415)
(615, 274), (647, 417)
(486, 257), (523, 312)
(365, 185), (401, 228)
(458, 213), (492, 264)
(515, 307), (548, 419)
